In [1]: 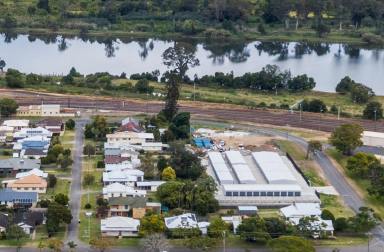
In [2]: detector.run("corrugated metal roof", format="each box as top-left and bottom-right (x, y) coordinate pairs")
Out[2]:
(208, 152), (234, 184)
(225, 151), (256, 184)
(222, 184), (301, 192)
(252, 152), (297, 184)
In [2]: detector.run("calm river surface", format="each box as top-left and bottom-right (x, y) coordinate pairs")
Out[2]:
(1, 34), (384, 94)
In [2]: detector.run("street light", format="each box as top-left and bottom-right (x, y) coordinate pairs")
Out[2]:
(374, 108), (377, 131)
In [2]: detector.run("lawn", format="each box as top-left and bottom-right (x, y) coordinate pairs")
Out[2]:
(258, 208), (281, 219)
(60, 130), (75, 149)
(82, 156), (103, 191)
(326, 148), (384, 219)
(43, 178), (71, 200)
(320, 194), (355, 219)
(313, 235), (368, 247)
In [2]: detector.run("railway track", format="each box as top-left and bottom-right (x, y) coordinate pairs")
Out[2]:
(2, 89), (384, 133)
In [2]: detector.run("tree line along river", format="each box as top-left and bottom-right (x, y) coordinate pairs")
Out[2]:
(1, 33), (384, 94)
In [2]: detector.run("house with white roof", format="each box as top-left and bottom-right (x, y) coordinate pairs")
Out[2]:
(280, 203), (322, 220)
(16, 168), (48, 179)
(102, 183), (146, 199)
(106, 132), (163, 151)
(136, 181), (166, 192)
(164, 213), (198, 229)
(101, 216), (140, 237)
(102, 170), (144, 186)
(105, 160), (141, 172)
(2, 120), (29, 131)
(13, 127), (53, 140)
(0, 126), (14, 142)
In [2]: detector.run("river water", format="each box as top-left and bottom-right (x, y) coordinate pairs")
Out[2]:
(1, 33), (384, 94)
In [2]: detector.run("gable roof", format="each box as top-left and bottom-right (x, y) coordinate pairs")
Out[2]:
(108, 197), (146, 208)
(0, 189), (38, 203)
(16, 168), (48, 179)
(101, 216), (140, 231)
(104, 155), (130, 164)
(280, 203), (321, 219)
(2, 120), (29, 128)
(23, 149), (47, 156)
(0, 158), (40, 171)
(9, 174), (47, 188)
(102, 183), (146, 196)
(36, 118), (63, 127)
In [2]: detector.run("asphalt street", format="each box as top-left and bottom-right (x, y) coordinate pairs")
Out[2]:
(66, 119), (89, 245)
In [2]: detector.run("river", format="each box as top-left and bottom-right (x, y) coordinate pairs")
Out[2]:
(1, 33), (384, 94)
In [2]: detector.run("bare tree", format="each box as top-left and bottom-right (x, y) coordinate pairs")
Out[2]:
(141, 233), (169, 252)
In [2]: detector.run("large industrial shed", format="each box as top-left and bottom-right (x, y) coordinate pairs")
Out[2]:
(225, 151), (256, 184)
(362, 131), (384, 147)
(222, 184), (302, 197)
(252, 152), (297, 184)
(208, 152), (234, 184)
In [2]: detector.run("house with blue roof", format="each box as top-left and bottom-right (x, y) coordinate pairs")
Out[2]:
(0, 189), (38, 208)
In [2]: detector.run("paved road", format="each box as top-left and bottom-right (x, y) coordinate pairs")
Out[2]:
(66, 119), (88, 245)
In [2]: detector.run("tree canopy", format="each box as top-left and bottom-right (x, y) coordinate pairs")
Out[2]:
(0, 98), (18, 117)
(329, 123), (363, 155)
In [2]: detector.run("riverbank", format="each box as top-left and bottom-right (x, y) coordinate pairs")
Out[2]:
(0, 26), (375, 46)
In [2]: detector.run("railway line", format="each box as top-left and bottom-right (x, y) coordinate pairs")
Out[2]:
(2, 89), (384, 132)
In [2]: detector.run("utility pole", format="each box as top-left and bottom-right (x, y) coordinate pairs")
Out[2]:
(374, 108), (377, 131)
(337, 106), (341, 120)
(299, 103), (302, 121)
(193, 81), (196, 102)
(222, 230), (226, 252)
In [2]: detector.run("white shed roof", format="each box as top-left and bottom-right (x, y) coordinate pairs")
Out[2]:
(280, 203), (321, 219)
(223, 184), (302, 192)
(252, 152), (297, 184)
(101, 216), (140, 232)
(208, 152), (234, 184)
(363, 131), (384, 139)
(225, 151), (247, 165)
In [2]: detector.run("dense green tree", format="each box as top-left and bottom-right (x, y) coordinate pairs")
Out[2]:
(329, 123), (364, 155)
(54, 193), (69, 206)
(336, 76), (355, 94)
(139, 214), (165, 236)
(85, 116), (108, 140)
(264, 217), (294, 238)
(306, 140), (322, 159)
(37, 0), (50, 12)
(367, 163), (384, 199)
(5, 69), (25, 88)
(334, 217), (348, 232)
(47, 174), (57, 188)
(268, 236), (315, 252)
(56, 153), (73, 169)
(156, 181), (184, 209)
(83, 173), (95, 186)
(321, 209), (336, 222)
(237, 216), (270, 243)
(0, 98), (18, 117)
(157, 156), (168, 171)
(207, 217), (231, 238)
(46, 202), (72, 236)
(287, 74), (316, 91)
(168, 112), (191, 140)
(162, 43), (199, 121)
(346, 152), (379, 178)
(169, 142), (204, 179)
(363, 101), (383, 120)
(161, 166), (176, 181)
(348, 207), (377, 232)
(47, 238), (63, 252)
(350, 83), (374, 104)
(135, 79), (154, 94)
(83, 143), (96, 157)
(0, 59), (6, 72)
(65, 119), (75, 130)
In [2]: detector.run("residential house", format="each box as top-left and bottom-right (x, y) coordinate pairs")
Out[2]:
(221, 216), (242, 234)
(20, 149), (47, 159)
(136, 181), (165, 192)
(0, 211), (45, 235)
(8, 174), (47, 194)
(108, 197), (147, 218)
(103, 170), (144, 186)
(16, 168), (48, 179)
(2, 120), (29, 131)
(13, 127), (53, 140)
(280, 203), (322, 220)
(0, 126), (13, 142)
(101, 216), (140, 237)
(280, 203), (334, 238)
(106, 132), (156, 146)
(118, 117), (144, 133)
(102, 183), (146, 199)
(104, 155), (141, 169)
(36, 118), (63, 135)
(14, 136), (51, 151)
(164, 213), (198, 229)
(0, 189), (38, 208)
(0, 158), (40, 176)
(105, 161), (142, 172)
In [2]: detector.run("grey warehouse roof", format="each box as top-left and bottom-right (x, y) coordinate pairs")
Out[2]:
(0, 158), (40, 171)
